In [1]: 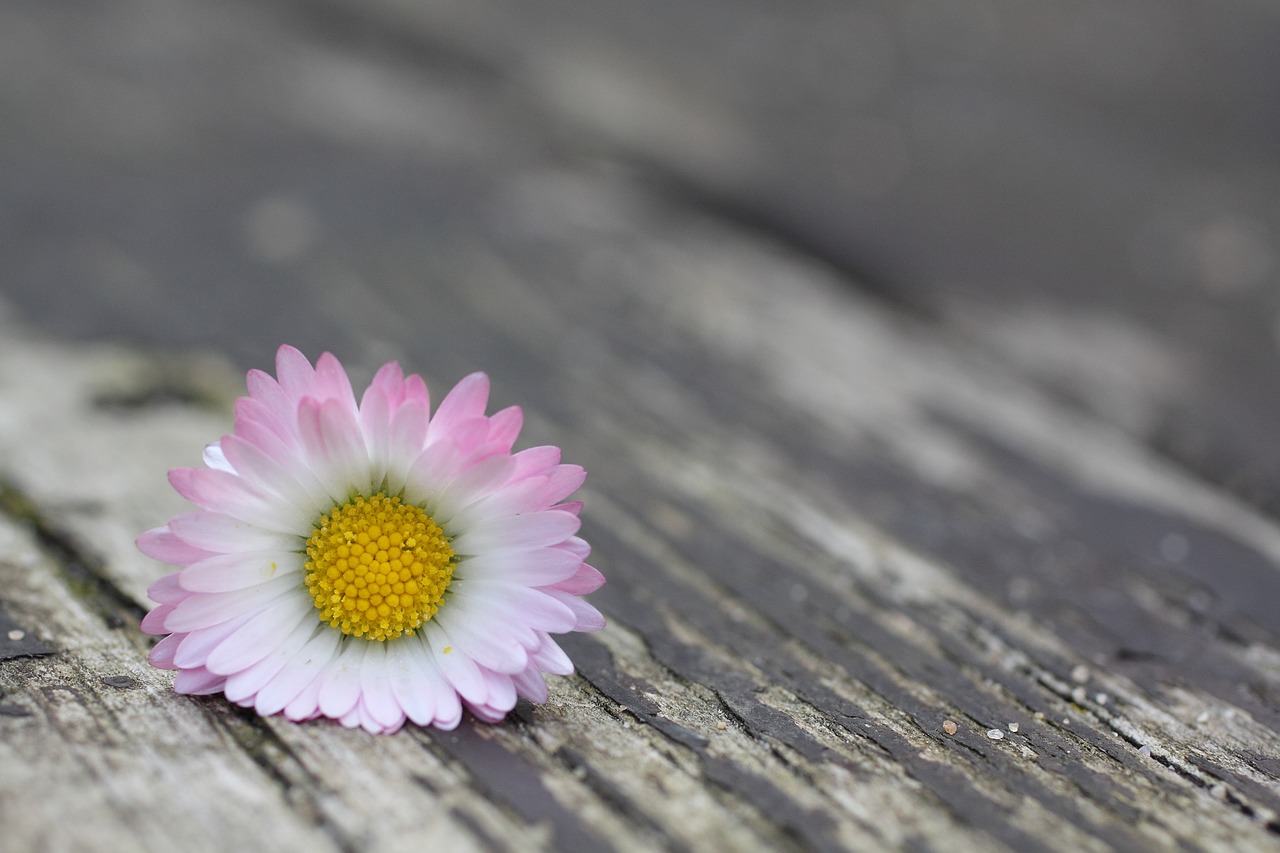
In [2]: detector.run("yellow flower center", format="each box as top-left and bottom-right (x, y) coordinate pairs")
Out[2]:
(303, 493), (455, 641)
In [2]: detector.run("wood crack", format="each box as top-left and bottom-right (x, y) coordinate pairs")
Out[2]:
(0, 479), (145, 631)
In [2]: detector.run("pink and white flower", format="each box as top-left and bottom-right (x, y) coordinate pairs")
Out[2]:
(139, 346), (604, 733)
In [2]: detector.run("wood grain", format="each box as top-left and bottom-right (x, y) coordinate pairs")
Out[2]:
(2, 0), (1279, 850)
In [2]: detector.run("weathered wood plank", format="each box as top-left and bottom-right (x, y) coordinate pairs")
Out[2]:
(4, 194), (1280, 850)
(311, 0), (1280, 514)
(2, 1), (1280, 851)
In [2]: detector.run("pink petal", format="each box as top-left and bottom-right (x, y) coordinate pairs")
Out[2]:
(147, 572), (190, 605)
(511, 446), (561, 480)
(173, 667), (226, 695)
(235, 395), (294, 446)
(543, 465), (586, 505)
(560, 538), (592, 560)
(450, 477), (549, 528)
(477, 666), (518, 712)
(232, 410), (333, 495)
(431, 417), (491, 456)
(403, 373), (429, 408)
(219, 435), (328, 509)
(274, 345), (317, 402)
(245, 368), (298, 430)
(358, 384), (392, 487)
(364, 361), (405, 411)
(300, 396), (373, 498)
(314, 352), (357, 410)
(137, 527), (215, 566)
(428, 373), (490, 441)
(484, 406), (523, 452)
(171, 467), (309, 533)
(140, 603), (176, 635)
(148, 632), (184, 669)
(543, 589), (606, 632)
(549, 562), (605, 595)
(511, 666), (549, 704)
(465, 701), (509, 724)
(382, 398), (431, 496)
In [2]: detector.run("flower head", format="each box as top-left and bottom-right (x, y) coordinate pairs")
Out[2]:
(139, 346), (604, 733)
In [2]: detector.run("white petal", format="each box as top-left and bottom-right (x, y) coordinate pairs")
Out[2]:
(220, 435), (331, 513)
(172, 611), (256, 668)
(386, 634), (436, 727)
(165, 573), (302, 633)
(434, 605), (530, 674)
(170, 512), (300, 554)
(531, 634), (574, 676)
(433, 455), (516, 525)
(450, 511), (580, 556)
(477, 666), (517, 713)
(223, 613), (318, 702)
(280, 671), (325, 721)
(454, 547), (581, 587)
(359, 643), (405, 731)
(179, 550), (303, 594)
(452, 580), (578, 634)
(317, 639), (368, 718)
(448, 476), (548, 529)
(203, 441), (234, 473)
(259, 628), (340, 717)
(401, 439), (468, 507)
(206, 594), (315, 676)
(424, 621), (487, 704)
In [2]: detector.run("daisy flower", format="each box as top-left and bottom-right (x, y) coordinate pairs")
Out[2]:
(138, 346), (604, 734)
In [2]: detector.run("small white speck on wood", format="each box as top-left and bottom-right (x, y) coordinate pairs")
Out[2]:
(986, 729), (1004, 741)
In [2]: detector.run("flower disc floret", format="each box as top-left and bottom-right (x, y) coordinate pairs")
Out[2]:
(304, 493), (454, 641)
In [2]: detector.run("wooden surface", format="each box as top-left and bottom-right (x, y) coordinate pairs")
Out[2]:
(3, 1), (1280, 850)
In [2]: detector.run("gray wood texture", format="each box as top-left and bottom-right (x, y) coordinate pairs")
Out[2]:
(3, 1), (1280, 850)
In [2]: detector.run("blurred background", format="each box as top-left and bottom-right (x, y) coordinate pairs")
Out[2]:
(3, 0), (1280, 509)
